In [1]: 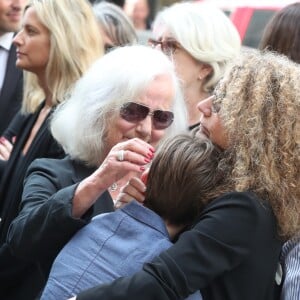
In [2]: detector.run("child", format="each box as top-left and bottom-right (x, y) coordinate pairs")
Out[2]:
(41, 134), (225, 300)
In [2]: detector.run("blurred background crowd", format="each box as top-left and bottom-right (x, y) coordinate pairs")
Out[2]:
(90, 0), (299, 48)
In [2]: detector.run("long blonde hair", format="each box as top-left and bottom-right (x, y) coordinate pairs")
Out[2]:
(22, 0), (103, 113)
(215, 49), (300, 239)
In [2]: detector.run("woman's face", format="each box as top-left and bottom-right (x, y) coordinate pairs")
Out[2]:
(13, 6), (50, 77)
(105, 74), (174, 151)
(160, 32), (202, 89)
(98, 25), (115, 53)
(151, 29), (211, 93)
(197, 96), (228, 149)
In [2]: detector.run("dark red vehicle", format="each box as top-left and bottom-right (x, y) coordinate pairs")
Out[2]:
(194, 1), (296, 48)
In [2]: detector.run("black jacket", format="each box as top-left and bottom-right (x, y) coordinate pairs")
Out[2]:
(0, 104), (64, 300)
(75, 192), (282, 300)
(0, 105), (64, 243)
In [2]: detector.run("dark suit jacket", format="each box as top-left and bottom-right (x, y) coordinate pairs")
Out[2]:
(0, 42), (23, 135)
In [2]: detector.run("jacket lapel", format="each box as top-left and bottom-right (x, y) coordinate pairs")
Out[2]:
(0, 43), (22, 101)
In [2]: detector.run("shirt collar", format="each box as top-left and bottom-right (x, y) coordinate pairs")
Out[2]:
(0, 32), (14, 51)
(121, 200), (170, 239)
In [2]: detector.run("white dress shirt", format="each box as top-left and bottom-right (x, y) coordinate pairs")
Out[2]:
(0, 32), (14, 93)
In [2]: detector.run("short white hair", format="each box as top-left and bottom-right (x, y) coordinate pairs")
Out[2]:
(153, 2), (241, 92)
(51, 45), (188, 166)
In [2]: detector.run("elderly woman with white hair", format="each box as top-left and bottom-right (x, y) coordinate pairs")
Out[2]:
(7, 45), (187, 292)
(149, 2), (241, 129)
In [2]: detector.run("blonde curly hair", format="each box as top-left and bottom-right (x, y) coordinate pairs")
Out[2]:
(214, 49), (300, 239)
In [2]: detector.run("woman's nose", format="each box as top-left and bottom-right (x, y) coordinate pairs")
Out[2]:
(197, 96), (214, 117)
(13, 30), (23, 46)
(136, 115), (152, 138)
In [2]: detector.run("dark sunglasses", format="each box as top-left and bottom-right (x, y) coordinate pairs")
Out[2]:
(148, 38), (182, 56)
(120, 102), (174, 130)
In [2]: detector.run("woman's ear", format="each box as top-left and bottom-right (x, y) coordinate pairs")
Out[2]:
(198, 63), (213, 81)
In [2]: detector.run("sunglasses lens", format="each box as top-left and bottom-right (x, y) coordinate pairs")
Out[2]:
(120, 102), (149, 122)
(120, 102), (174, 130)
(153, 110), (174, 129)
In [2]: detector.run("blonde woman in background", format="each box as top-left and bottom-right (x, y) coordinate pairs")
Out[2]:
(149, 2), (241, 129)
(0, 0), (103, 299)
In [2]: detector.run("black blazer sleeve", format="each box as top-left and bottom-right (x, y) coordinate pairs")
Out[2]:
(76, 192), (280, 300)
(0, 111), (26, 179)
(2, 110), (27, 142)
(7, 157), (113, 265)
(6, 158), (88, 262)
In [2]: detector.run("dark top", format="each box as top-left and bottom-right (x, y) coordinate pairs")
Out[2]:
(5, 156), (114, 299)
(0, 104), (64, 243)
(0, 42), (23, 135)
(76, 192), (283, 300)
(0, 103), (66, 299)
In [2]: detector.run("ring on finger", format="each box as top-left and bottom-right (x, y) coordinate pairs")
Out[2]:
(117, 149), (125, 162)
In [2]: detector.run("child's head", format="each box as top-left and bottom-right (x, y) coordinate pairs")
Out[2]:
(144, 134), (224, 226)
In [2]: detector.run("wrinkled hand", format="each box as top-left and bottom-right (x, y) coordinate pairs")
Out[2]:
(95, 138), (154, 191)
(0, 137), (13, 161)
(114, 175), (147, 209)
(72, 138), (154, 218)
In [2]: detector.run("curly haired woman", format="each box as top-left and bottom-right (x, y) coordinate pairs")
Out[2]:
(72, 49), (299, 300)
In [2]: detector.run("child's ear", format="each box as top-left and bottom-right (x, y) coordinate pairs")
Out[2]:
(141, 168), (149, 185)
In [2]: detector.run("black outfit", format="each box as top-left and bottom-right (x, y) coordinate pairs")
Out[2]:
(0, 103), (65, 299)
(0, 42), (23, 135)
(6, 156), (114, 299)
(75, 192), (282, 300)
(0, 104), (64, 242)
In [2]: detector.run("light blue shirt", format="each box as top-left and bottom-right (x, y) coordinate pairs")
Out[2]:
(280, 236), (300, 300)
(41, 201), (202, 300)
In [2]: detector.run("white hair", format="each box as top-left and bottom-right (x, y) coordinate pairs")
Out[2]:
(51, 45), (188, 166)
(153, 2), (241, 92)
